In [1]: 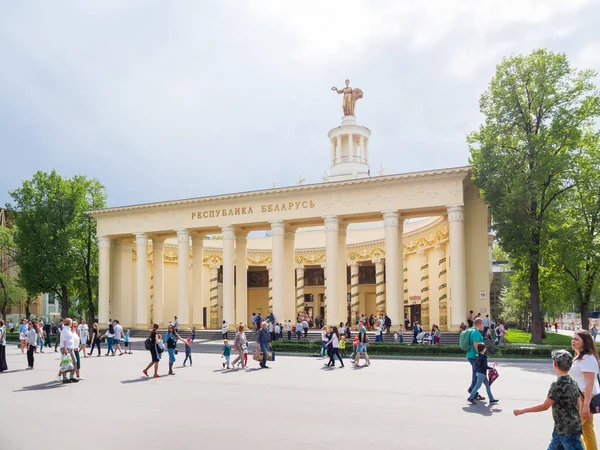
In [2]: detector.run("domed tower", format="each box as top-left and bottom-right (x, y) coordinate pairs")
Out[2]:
(327, 79), (371, 182)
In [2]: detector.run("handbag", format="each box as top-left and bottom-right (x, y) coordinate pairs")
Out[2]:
(590, 374), (600, 414)
(488, 362), (499, 385)
(268, 351), (275, 362)
(253, 349), (261, 361)
(60, 354), (74, 373)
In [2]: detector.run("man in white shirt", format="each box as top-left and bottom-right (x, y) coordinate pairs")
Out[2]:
(483, 315), (491, 340)
(112, 320), (125, 356)
(26, 322), (37, 369)
(60, 318), (78, 383)
(286, 320), (292, 340)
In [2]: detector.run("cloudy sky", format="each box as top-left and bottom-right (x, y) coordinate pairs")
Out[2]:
(1, 0), (599, 208)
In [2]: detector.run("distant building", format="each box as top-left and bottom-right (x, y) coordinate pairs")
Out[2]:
(490, 260), (512, 320)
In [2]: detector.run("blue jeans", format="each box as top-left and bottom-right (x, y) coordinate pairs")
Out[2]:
(467, 358), (479, 395)
(483, 327), (489, 339)
(260, 343), (269, 367)
(107, 337), (114, 354)
(287, 331), (291, 340)
(183, 354), (192, 365)
(547, 431), (583, 450)
(468, 372), (496, 402)
(321, 341), (328, 356)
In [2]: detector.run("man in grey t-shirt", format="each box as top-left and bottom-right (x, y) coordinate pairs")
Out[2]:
(113, 320), (125, 356)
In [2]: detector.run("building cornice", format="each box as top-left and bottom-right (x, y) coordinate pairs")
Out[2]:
(87, 166), (471, 216)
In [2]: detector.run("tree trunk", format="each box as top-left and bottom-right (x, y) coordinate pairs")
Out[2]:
(529, 257), (543, 344)
(60, 284), (69, 318)
(25, 296), (32, 319)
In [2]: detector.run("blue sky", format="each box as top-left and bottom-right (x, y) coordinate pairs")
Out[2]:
(1, 0), (599, 208)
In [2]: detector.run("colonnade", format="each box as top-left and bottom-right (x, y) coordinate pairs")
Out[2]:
(96, 205), (467, 330)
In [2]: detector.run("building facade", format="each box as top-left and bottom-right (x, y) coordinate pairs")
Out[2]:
(89, 109), (492, 331)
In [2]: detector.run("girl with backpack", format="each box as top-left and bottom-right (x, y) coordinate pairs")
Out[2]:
(163, 324), (184, 375)
(143, 324), (162, 378)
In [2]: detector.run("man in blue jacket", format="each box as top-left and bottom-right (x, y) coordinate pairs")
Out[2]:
(257, 322), (271, 369)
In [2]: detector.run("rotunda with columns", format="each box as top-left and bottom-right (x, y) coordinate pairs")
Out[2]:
(90, 97), (492, 332)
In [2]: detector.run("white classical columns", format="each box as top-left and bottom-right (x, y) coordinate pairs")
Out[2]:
(296, 264), (305, 316)
(383, 210), (400, 325)
(209, 264), (220, 328)
(152, 237), (166, 326)
(235, 232), (248, 326)
(98, 236), (111, 325)
(270, 221), (285, 320)
(134, 233), (149, 327)
(191, 235), (205, 328)
(373, 258), (385, 315)
(221, 225), (235, 327)
(337, 223), (348, 323)
(398, 219), (405, 328)
(323, 216), (340, 325)
(448, 204), (467, 329)
(438, 246), (449, 331)
(175, 230), (190, 326)
(349, 261), (360, 320)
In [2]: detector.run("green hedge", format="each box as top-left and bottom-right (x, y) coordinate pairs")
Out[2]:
(271, 340), (572, 358)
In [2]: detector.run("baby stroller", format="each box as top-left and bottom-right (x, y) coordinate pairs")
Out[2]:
(416, 331), (431, 344)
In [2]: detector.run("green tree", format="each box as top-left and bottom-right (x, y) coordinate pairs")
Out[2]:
(0, 226), (27, 318)
(469, 49), (600, 343)
(544, 138), (600, 330)
(7, 170), (107, 319)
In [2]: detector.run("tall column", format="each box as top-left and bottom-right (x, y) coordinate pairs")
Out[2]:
(348, 134), (354, 161)
(323, 216), (339, 325)
(119, 241), (134, 327)
(321, 263), (327, 323)
(373, 258), (385, 316)
(336, 136), (342, 163)
(270, 221), (285, 320)
(134, 233), (149, 327)
(175, 229), (190, 326)
(296, 264), (305, 316)
(267, 263), (273, 313)
(191, 234), (205, 328)
(235, 232), (248, 326)
(221, 225), (235, 327)
(337, 224), (348, 325)
(383, 210), (400, 325)
(419, 249), (430, 329)
(284, 229), (296, 321)
(209, 264), (219, 328)
(448, 204), (467, 329)
(403, 257), (408, 324)
(398, 219), (405, 330)
(152, 236), (166, 327)
(359, 135), (365, 160)
(98, 236), (111, 325)
(438, 246), (449, 331)
(350, 261), (360, 321)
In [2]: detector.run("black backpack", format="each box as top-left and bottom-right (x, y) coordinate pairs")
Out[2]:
(108, 324), (114, 334)
(144, 337), (153, 350)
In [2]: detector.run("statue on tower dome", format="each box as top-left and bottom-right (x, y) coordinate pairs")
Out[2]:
(331, 79), (363, 117)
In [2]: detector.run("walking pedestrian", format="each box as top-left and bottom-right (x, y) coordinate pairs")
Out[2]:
(320, 326), (328, 358)
(232, 324), (247, 369)
(302, 319), (309, 338)
(163, 324), (184, 375)
(104, 322), (115, 356)
(54, 319), (64, 353)
(286, 320), (292, 340)
(257, 322), (271, 369)
(113, 320), (125, 355)
(325, 326), (344, 368)
(222, 320), (228, 340)
(26, 321), (37, 369)
(570, 329), (600, 449)
(143, 324), (162, 378)
(0, 320), (7, 372)
(173, 316), (179, 333)
(466, 317), (485, 401)
(183, 338), (192, 366)
(18, 319), (28, 354)
(36, 321), (44, 353)
(71, 321), (82, 380)
(43, 321), (52, 349)
(466, 343), (498, 405)
(60, 318), (78, 384)
(88, 323), (101, 357)
(296, 319), (303, 340)
(354, 321), (370, 367)
(124, 329), (132, 354)
(78, 320), (88, 357)
(483, 315), (490, 340)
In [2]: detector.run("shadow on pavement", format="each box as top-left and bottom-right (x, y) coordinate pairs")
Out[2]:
(1, 369), (28, 374)
(121, 377), (152, 384)
(461, 404), (503, 416)
(14, 381), (64, 392)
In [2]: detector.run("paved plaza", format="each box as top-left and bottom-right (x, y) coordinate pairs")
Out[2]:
(1, 344), (557, 449)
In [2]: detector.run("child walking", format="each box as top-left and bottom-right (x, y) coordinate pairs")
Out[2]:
(514, 350), (583, 450)
(124, 330), (132, 354)
(183, 338), (192, 366)
(339, 336), (347, 358)
(467, 343), (499, 405)
(191, 327), (196, 342)
(221, 340), (232, 369)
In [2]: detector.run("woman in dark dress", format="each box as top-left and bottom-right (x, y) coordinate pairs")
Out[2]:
(143, 324), (161, 378)
(0, 320), (8, 372)
(88, 323), (102, 357)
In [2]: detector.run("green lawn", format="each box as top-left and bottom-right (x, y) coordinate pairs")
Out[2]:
(506, 329), (575, 346)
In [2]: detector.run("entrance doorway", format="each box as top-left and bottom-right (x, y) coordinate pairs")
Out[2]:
(404, 305), (422, 328)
